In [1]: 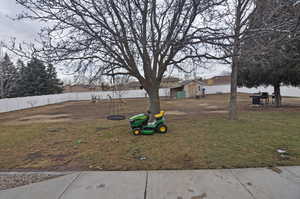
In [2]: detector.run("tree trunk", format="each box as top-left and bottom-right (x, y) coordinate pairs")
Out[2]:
(229, 60), (238, 120)
(229, 1), (242, 121)
(147, 87), (161, 120)
(274, 84), (282, 107)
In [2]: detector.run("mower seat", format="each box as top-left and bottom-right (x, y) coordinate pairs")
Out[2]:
(154, 111), (165, 119)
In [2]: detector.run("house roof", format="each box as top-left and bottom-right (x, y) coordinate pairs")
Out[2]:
(162, 77), (181, 82)
(203, 75), (231, 86)
(126, 77), (181, 87)
(171, 79), (204, 89)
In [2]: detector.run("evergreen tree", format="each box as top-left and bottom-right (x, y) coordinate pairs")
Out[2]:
(238, 1), (300, 107)
(0, 54), (18, 98)
(239, 36), (300, 107)
(16, 59), (25, 72)
(14, 59), (26, 97)
(15, 58), (63, 97)
(46, 63), (63, 94)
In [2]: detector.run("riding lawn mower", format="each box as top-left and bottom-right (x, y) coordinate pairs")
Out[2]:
(129, 111), (168, 135)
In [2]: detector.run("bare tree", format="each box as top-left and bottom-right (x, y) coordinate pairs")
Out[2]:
(227, 0), (255, 120)
(213, 0), (299, 119)
(213, 0), (256, 120)
(12, 0), (226, 116)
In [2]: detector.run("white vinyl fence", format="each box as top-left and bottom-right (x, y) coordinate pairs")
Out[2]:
(0, 88), (170, 113)
(1, 85), (299, 113)
(204, 84), (300, 97)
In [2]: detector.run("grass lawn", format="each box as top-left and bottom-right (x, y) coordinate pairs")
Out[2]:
(0, 94), (299, 171)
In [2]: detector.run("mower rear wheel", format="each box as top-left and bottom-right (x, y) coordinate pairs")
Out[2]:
(157, 124), (168, 134)
(132, 128), (141, 136)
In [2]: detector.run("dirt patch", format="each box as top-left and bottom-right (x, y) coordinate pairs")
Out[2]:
(24, 152), (43, 161)
(166, 111), (187, 115)
(48, 154), (71, 161)
(198, 103), (209, 106)
(47, 128), (66, 133)
(5, 114), (71, 125)
(20, 114), (70, 120)
(46, 112), (68, 115)
(10, 119), (71, 125)
(205, 105), (219, 110)
(204, 110), (228, 114)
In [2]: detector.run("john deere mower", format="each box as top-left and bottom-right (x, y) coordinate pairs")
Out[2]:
(129, 111), (168, 135)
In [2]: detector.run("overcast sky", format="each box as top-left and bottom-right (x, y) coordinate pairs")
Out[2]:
(0, 0), (40, 43)
(0, 0), (230, 81)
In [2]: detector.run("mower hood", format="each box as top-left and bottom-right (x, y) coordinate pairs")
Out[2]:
(129, 113), (148, 121)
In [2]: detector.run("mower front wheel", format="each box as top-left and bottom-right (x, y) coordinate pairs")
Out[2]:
(157, 124), (168, 134)
(132, 128), (142, 136)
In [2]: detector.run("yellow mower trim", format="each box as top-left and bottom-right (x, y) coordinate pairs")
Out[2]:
(154, 111), (165, 118)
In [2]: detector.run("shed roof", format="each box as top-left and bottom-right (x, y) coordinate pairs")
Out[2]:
(171, 79), (203, 89)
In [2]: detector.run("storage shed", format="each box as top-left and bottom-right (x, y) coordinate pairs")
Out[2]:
(170, 80), (204, 99)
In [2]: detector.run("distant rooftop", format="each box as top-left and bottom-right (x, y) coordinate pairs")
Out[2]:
(204, 75), (231, 86)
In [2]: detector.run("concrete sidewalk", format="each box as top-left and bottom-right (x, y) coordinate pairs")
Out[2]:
(0, 167), (299, 199)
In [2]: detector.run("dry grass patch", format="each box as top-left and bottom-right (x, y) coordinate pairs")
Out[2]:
(166, 111), (187, 115)
(0, 94), (300, 171)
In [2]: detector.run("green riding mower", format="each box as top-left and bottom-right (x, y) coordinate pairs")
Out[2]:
(129, 111), (168, 135)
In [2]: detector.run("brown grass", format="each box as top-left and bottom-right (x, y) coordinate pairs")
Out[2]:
(0, 94), (300, 171)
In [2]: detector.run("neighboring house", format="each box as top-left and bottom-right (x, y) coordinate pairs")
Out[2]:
(63, 84), (106, 93)
(126, 81), (141, 90)
(201, 75), (231, 95)
(161, 77), (181, 88)
(126, 77), (181, 90)
(170, 80), (204, 99)
(203, 75), (231, 86)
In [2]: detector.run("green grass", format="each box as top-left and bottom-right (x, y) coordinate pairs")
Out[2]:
(0, 111), (299, 170)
